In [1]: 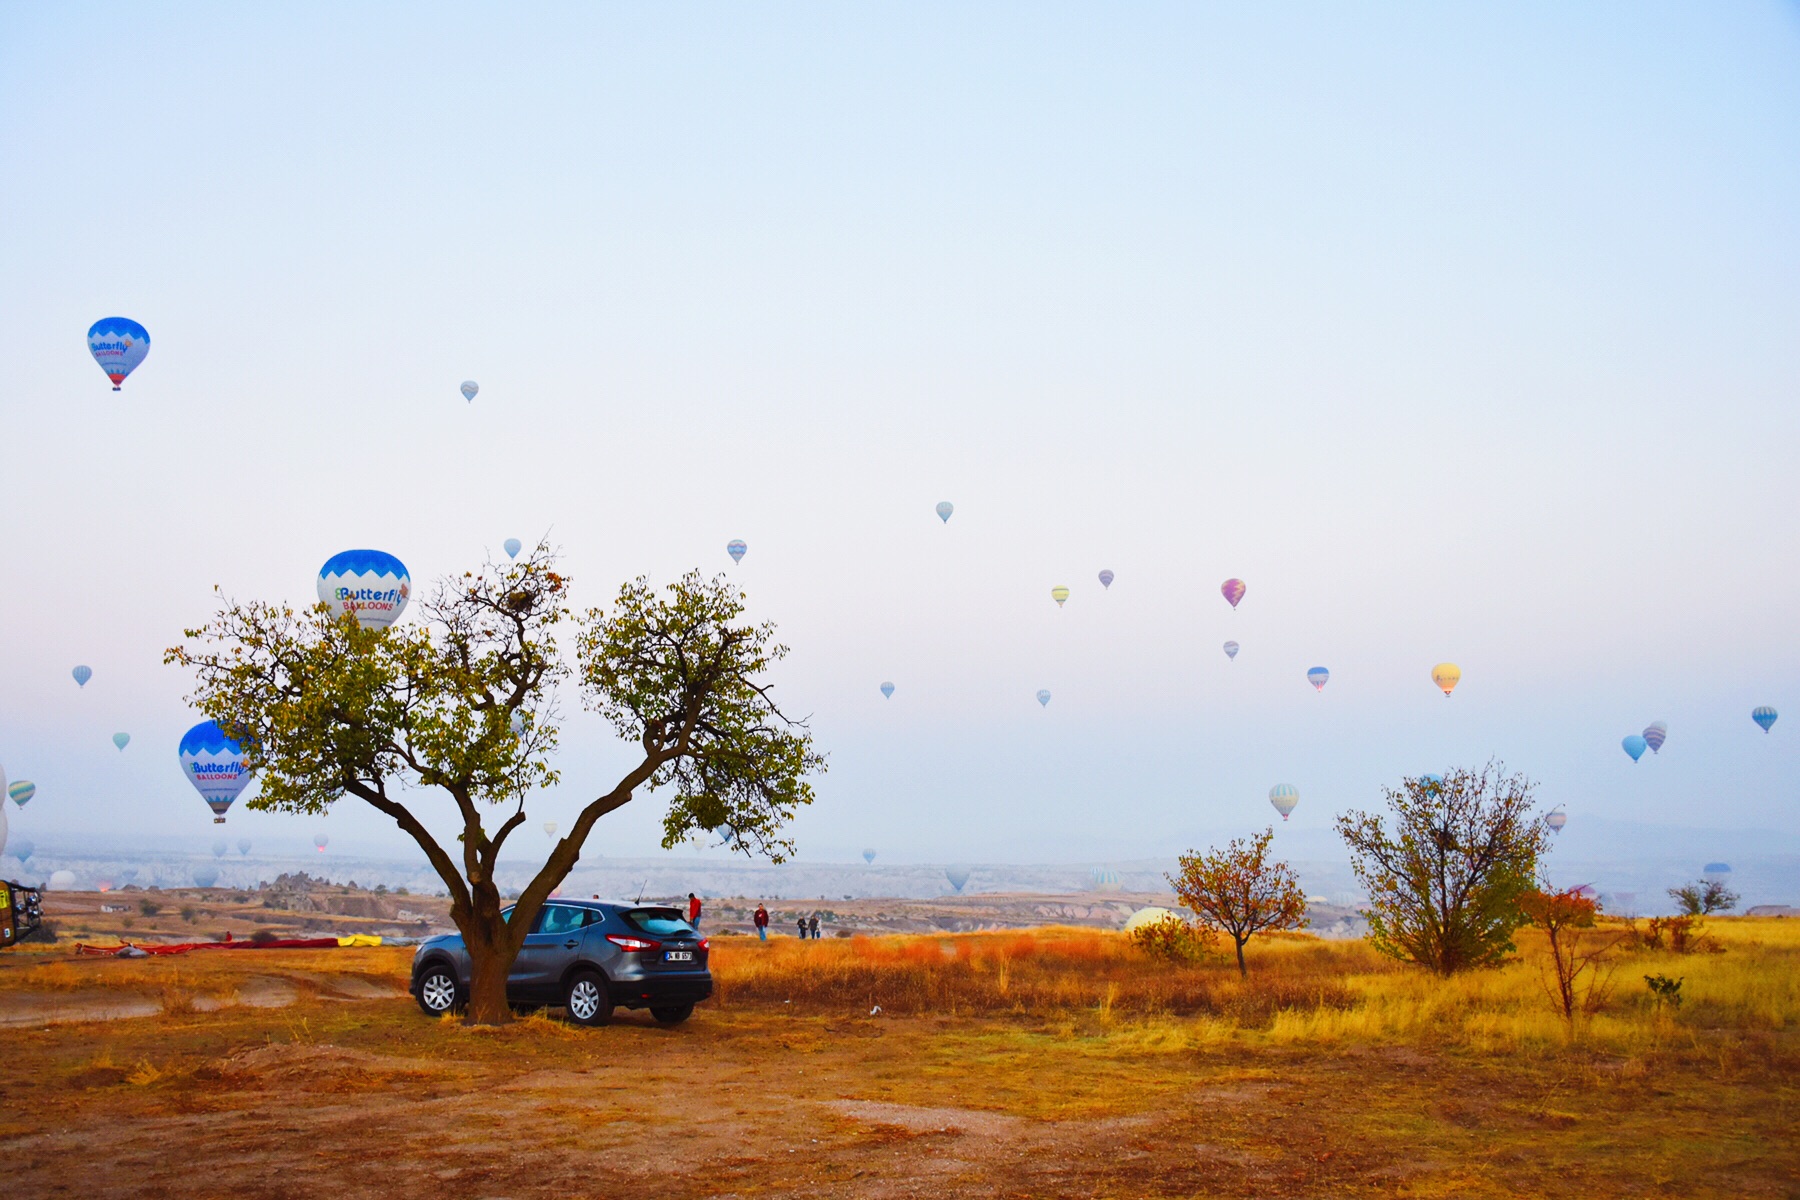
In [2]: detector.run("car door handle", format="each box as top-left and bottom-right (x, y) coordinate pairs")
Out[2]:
(563, 939), (580, 948)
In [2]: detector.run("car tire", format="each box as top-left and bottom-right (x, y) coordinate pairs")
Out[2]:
(564, 970), (612, 1027)
(650, 1003), (694, 1025)
(415, 963), (462, 1017)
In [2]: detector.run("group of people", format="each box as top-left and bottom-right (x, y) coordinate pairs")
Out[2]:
(686, 894), (828, 941)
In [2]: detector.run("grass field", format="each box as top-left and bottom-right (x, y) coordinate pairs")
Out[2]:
(1, 918), (1795, 1198)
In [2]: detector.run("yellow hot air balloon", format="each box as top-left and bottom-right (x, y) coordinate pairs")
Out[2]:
(1051, 586), (1070, 608)
(1431, 663), (1461, 697)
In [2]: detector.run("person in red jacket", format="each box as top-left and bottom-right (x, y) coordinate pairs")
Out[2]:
(753, 903), (769, 941)
(687, 892), (702, 931)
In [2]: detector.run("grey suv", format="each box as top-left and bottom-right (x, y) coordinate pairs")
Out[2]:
(410, 900), (711, 1026)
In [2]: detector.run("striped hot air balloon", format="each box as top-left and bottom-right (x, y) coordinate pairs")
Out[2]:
(1223, 641), (1239, 660)
(1752, 706), (1778, 733)
(1307, 667), (1330, 692)
(1051, 586), (1070, 608)
(726, 539), (747, 565)
(1036, 689), (1052, 707)
(1269, 784), (1299, 821)
(1098, 570), (1114, 589)
(1221, 579), (1246, 609)
(7, 781), (35, 808)
(935, 501), (954, 523)
(1643, 722), (1667, 754)
(461, 381), (478, 402)
(879, 681), (895, 699)
(1546, 809), (1568, 834)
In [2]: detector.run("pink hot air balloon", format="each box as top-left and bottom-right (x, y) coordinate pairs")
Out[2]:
(1221, 579), (1246, 610)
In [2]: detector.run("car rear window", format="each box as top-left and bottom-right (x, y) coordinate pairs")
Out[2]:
(621, 907), (696, 937)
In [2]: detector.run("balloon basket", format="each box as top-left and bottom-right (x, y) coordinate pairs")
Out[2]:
(213, 818), (225, 824)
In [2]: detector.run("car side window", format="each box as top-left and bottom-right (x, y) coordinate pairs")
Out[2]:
(537, 905), (587, 936)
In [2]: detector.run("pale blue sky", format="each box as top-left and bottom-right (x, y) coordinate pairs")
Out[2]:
(2, 4), (1797, 868)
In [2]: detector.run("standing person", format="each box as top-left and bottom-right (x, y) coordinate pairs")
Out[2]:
(796, 914), (808, 939)
(808, 914), (820, 939)
(754, 903), (769, 941)
(687, 892), (702, 931)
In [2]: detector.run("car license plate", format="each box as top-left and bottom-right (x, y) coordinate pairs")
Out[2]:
(665, 950), (693, 962)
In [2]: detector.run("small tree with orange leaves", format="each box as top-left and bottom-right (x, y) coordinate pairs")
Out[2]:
(1168, 828), (1308, 977)
(1517, 885), (1626, 1023)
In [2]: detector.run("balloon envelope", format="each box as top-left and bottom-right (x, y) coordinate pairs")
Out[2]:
(1431, 663), (1461, 696)
(212, 839), (228, 857)
(88, 317), (151, 389)
(1269, 784), (1300, 821)
(544, 821), (558, 838)
(7, 781), (36, 808)
(10, 839), (32, 865)
(1419, 774), (1444, 792)
(935, 501), (954, 523)
(503, 538), (522, 559)
(726, 539), (747, 564)
(1223, 641), (1239, 660)
(193, 866), (220, 888)
(1036, 689), (1051, 707)
(1752, 706), (1778, 733)
(317, 550), (411, 630)
(945, 866), (970, 892)
(1622, 735), (1648, 762)
(1098, 569), (1114, 589)
(48, 870), (76, 891)
(180, 722), (252, 823)
(1307, 667), (1329, 692)
(461, 381), (478, 402)
(1124, 906), (1178, 933)
(1546, 810), (1568, 833)
(72, 666), (92, 687)
(314, 834), (329, 852)
(237, 838), (252, 855)
(1221, 579), (1246, 609)
(879, 681), (895, 699)
(1643, 722), (1667, 753)
(112, 732), (130, 751)
(862, 849), (876, 864)
(1702, 862), (1732, 876)
(1051, 586), (1070, 607)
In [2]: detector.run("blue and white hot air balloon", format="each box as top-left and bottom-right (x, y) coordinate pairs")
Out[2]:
(1622, 735), (1648, 763)
(1307, 667), (1330, 692)
(1036, 689), (1052, 708)
(237, 838), (252, 855)
(862, 848), (876, 864)
(179, 720), (253, 824)
(879, 681), (895, 699)
(1419, 773), (1444, 793)
(72, 666), (92, 688)
(1752, 706), (1778, 733)
(945, 865), (970, 893)
(10, 839), (33, 866)
(935, 502), (954, 524)
(726, 539), (747, 565)
(193, 866), (220, 888)
(1269, 784), (1300, 821)
(461, 381), (478, 402)
(503, 538), (522, 559)
(88, 317), (150, 390)
(317, 550), (411, 630)
(1223, 641), (1239, 661)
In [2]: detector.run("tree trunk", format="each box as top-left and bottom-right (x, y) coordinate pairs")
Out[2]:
(1234, 938), (1248, 977)
(465, 943), (513, 1025)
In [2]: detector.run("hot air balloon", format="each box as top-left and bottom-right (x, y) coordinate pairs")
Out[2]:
(1124, 906), (1178, 933)
(544, 821), (558, 839)
(72, 666), (92, 687)
(1752, 706), (1778, 733)
(1622, 735), (1647, 762)
(945, 866), (970, 893)
(1036, 689), (1051, 707)
(726, 539), (747, 565)
(1098, 570), (1114, 589)
(503, 538), (522, 559)
(1546, 809), (1568, 834)
(1702, 862), (1732, 879)
(880, 681), (895, 699)
(1419, 773), (1444, 793)
(1307, 667), (1330, 692)
(1051, 586), (1070, 608)
(1643, 722), (1668, 754)
(179, 721), (252, 824)
(509, 710), (528, 737)
(461, 381), (478, 402)
(314, 834), (329, 853)
(1221, 579), (1246, 609)
(935, 501), (954, 523)
(1223, 641), (1239, 661)
(112, 732), (130, 751)
(1269, 784), (1299, 821)
(1090, 867), (1121, 891)
(237, 838), (252, 855)
(10, 839), (33, 866)
(193, 866), (220, 888)
(48, 870), (76, 891)
(8, 782), (36, 808)
(88, 317), (151, 390)
(317, 550), (411, 630)
(1431, 663), (1461, 696)
(862, 848), (876, 865)
(212, 839), (228, 858)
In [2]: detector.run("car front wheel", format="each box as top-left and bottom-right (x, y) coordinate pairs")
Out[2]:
(651, 1003), (694, 1025)
(565, 970), (612, 1027)
(415, 964), (461, 1017)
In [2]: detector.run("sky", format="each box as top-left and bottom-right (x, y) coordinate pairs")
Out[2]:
(2, 4), (1798, 873)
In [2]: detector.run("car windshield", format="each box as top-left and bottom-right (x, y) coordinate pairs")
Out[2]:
(621, 907), (696, 937)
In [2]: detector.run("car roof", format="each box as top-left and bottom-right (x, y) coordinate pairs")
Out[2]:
(518, 898), (684, 911)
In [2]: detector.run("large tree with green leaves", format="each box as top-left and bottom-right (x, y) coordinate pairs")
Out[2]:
(1335, 763), (1549, 975)
(165, 548), (823, 1025)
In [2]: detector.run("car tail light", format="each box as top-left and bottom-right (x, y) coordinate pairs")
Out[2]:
(699, 938), (710, 951)
(606, 934), (661, 952)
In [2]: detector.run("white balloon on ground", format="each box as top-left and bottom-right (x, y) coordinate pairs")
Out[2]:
(48, 870), (76, 891)
(1123, 906), (1179, 933)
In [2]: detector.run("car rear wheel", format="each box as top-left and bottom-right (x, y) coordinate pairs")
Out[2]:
(415, 964), (461, 1017)
(650, 1003), (694, 1025)
(565, 970), (612, 1026)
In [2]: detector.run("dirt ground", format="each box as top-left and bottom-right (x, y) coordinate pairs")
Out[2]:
(1, 943), (1796, 1199)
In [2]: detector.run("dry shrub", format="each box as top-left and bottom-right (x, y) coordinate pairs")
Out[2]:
(712, 927), (1355, 1020)
(1128, 915), (1218, 963)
